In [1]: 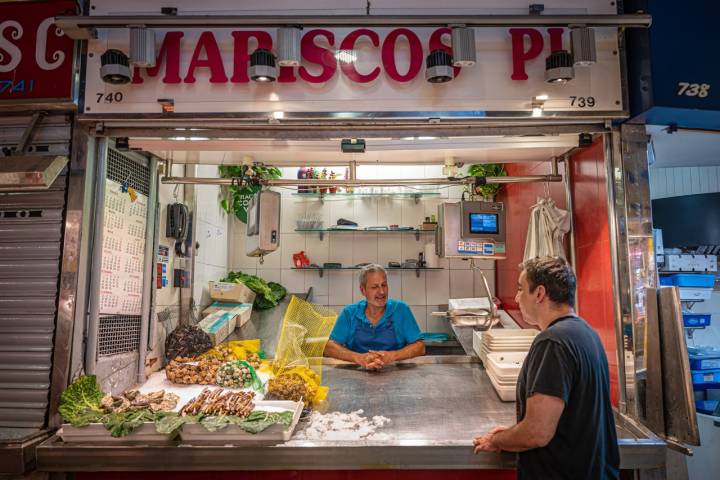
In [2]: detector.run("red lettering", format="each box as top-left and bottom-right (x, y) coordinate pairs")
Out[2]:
(299, 29), (336, 83)
(548, 28), (564, 53)
(429, 27), (461, 79)
(338, 29), (380, 83)
(184, 32), (227, 83)
(509, 28), (544, 80)
(132, 31), (183, 84)
(382, 28), (422, 82)
(278, 66), (297, 83)
(230, 31), (272, 83)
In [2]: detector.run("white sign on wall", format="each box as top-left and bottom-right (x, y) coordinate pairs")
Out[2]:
(84, 24), (623, 116)
(99, 180), (147, 316)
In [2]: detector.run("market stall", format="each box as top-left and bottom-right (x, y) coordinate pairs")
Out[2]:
(33, 0), (675, 477)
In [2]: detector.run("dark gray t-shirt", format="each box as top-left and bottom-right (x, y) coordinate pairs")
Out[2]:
(516, 315), (620, 480)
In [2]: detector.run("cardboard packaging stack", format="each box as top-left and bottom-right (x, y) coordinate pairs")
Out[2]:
(198, 281), (254, 344)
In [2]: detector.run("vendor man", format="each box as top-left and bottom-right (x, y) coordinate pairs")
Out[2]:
(324, 264), (425, 369)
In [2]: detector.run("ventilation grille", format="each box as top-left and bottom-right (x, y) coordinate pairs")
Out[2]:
(98, 315), (142, 356)
(107, 149), (150, 196)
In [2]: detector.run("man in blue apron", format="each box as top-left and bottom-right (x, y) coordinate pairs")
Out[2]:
(324, 264), (425, 369)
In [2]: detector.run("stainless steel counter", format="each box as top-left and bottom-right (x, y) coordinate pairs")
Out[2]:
(36, 357), (666, 472)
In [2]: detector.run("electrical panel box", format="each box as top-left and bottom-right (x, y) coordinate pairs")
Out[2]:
(246, 190), (281, 257)
(436, 201), (506, 259)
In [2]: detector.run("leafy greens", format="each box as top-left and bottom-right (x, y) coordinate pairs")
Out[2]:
(222, 270), (287, 310)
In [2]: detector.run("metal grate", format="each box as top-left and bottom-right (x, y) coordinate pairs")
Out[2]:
(107, 149), (150, 196)
(98, 315), (142, 356)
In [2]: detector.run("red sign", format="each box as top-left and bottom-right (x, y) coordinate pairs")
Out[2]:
(0, 0), (76, 101)
(132, 27), (566, 86)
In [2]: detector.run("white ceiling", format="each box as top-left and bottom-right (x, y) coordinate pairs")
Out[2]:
(135, 134), (580, 166)
(648, 125), (720, 168)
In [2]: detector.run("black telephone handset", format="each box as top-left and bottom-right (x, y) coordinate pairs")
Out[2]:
(166, 203), (189, 241)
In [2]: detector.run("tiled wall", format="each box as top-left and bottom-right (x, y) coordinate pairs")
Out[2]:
(226, 164), (496, 335)
(192, 165), (231, 310)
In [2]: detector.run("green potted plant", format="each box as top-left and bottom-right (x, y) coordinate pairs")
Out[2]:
(466, 163), (507, 201)
(218, 164), (282, 223)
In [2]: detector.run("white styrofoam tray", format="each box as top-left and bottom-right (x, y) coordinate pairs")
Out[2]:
(484, 329), (539, 340)
(60, 422), (176, 444)
(179, 400), (303, 445)
(486, 351), (527, 377)
(486, 370), (516, 402)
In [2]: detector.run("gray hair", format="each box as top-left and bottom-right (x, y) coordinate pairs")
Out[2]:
(359, 264), (387, 288)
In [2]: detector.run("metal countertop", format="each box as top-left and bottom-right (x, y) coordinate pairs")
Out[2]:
(36, 359), (666, 472)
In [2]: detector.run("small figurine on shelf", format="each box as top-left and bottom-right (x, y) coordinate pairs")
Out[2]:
(307, 167), (315, 193)
(297, 167), (307, 193)
(329, 170), (338, 193)
(320, 169), (328, 194)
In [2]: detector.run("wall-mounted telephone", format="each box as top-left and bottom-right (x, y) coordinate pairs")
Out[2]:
(166, 203), (188, 240)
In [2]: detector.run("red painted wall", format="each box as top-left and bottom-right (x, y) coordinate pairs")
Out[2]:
(568, 139), (618, 405)
(495, 139), (618, 405)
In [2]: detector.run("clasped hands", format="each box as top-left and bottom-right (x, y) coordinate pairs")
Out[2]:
(354, 350), (396, 370)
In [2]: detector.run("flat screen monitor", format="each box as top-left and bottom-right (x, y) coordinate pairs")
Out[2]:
(469, 213), (498, 234)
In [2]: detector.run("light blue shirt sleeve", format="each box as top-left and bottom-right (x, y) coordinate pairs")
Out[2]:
(329, 305), (354, 345)
(394, 301), (423, 345)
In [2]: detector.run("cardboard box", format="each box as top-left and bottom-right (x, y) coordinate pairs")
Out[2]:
(208, 281), (256, 303)
(202, 301), (253, 317)
(198, 310), (237, 345)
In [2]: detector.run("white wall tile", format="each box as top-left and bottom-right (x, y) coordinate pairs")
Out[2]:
(258, 269), (281, 284)
(450, 269), (474, 298)
(304, 233), (329, 266)
(401, 271), (426, 305)
(473, 269), (496, 297)
(305, 271), (329, 296)
(400, 234), (424, 262)
(386, 270), (402, 300)
(353, 198), (378, 227)
(230, 240), (257, 270)
(281, 269), (306, 295)
(400, 200), (425, 228)
(328, 271), (354, 305)
(280, 233), (307, 268)
(353, 233), (378, 265)
(376, 198), (403, 226)
(378, 234), (402, 266)
(425, 269), (450, 305)
(328, 199), (355, 226)
(312, 295), (329, 306)
(449, 258), (472, 270)
(256, 247), (282, 269)
(426, 311), (454, 335)
(409, 305), (427, 331)
(328, 234), (354, 266)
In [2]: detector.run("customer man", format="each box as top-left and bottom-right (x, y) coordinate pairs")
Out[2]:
(473, 256), (619, 479)
(324, 264), (425, 369)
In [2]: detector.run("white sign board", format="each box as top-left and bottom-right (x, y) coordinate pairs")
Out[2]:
(99, 180), (147, 315)
(84, 24), (623, 115)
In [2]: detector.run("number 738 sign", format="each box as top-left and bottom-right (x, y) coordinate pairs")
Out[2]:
(677, 82), (711, 98)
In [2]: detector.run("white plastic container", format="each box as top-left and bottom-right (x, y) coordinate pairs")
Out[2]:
(679, 287), (713, 301)
(486, 370), (516, 402)
(486, 352), (527, 376)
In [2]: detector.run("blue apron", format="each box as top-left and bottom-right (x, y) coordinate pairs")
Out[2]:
(351, 317), (398, 353)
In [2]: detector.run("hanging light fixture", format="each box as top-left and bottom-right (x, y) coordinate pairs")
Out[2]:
(570, 27), (597, 67)
(100, 49), (131, 85)
(451, 26), (476, 67)
(277, 26), (302, 66)
(248, 48), (277, 82)
(129, 26), (156, 67)
(544, 50), (574, 84)
(425, 49), (454, 83)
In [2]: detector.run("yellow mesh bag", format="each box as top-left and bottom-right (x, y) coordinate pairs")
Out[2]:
(272, 296), (337, 405)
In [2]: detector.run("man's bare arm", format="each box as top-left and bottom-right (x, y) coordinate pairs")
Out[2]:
(489, 393), (565, 452)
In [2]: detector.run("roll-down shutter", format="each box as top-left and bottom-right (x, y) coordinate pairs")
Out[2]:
(0, 114), (71, 428)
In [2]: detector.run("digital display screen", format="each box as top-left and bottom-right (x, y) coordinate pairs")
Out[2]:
(469, 213), (499, 234)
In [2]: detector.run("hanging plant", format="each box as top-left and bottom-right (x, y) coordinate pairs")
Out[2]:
(218, 164), (282, 223)
(466, 163), (508, 200)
